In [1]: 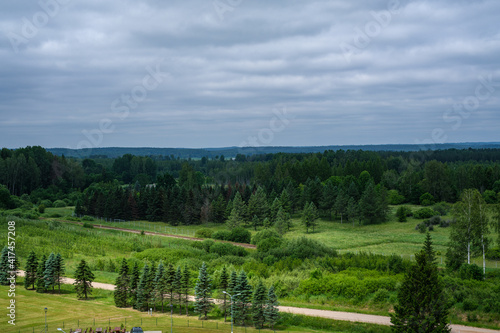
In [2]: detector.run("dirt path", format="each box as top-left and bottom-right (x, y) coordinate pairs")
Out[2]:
(57, 219), (257, 249)
(18, 272), (499, 332)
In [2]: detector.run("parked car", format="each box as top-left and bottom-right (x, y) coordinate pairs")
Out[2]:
(130, 328), (144, 333)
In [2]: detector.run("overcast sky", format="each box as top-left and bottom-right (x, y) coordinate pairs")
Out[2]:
(0, 0), (499, 150)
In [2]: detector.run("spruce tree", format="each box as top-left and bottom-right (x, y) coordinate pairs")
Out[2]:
(73, 259), (94, 300)
(166, 263), (176, 307)
(154, 261), (165, 312)
(44, 253), (56, 291)
(274, 206), (289, 236)
(54, 253), (65, 293)
(226, 208), (242, 230)
(0, 246), (11, 285)
(129, 262), (140, 307)
(35, 255), (47, 293)
(147, 263), (156, 311)
(233, 271), (252, 326)
(182, 265), (191, 315)
(194, 262), (213, 320)
(174, 266), (183, 314)
(252, 281), (267, 329)
(264, 285), (280, 330)
(24, 250), (38, 290)
(135, 264), (150, 311)
(228, 270), (238, 295)
(390, 235), (451, 332)
(219, 266), (229, 321)
(114, 258), (129, 308)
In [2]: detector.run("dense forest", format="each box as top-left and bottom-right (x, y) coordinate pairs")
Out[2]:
(1, 146), (500, 227)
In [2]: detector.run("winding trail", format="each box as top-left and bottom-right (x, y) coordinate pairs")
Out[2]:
(18, 272), (499, 332)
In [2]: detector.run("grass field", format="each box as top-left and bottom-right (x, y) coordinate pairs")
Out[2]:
(0, 282), (390, 333)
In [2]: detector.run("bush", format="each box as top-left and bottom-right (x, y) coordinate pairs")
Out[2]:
(271, 237), (337, 260)
(387, 190), (405, 205)
(432, 202), (449, 216)
(210, 242), (248, 257)
(192, 239), (214, 253)
(428, 215), (441, 225)
(483, 190), (498, 204)
(195, 228), (214, 239)
(83, 222), (94, 229)
(396, 206), (411, 222)
(463, 298), (479, 311)
(251, 229), (281, 245)
(53, 200), (66, 208)
(229, 227), (251, 243)
(414, 207), (438, 219)
(419, 192), (435, 206)
(82, 215), (95, 221)
(458, 263), (484, 281)
(416, 222), (427, 233)
(257, 237), (282, 253)
(38, 204), (46, 214)
(439, 218), (454, 228)
(40, 199), (53, 208)
(372, 288), (390, 303)
(486, 247), (500, 260)
(212, 230), (231, 241)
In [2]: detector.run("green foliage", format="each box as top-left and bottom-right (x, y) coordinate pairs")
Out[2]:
(209, 242), (248, 257)
(24, 250), (38, 290)
(251, 228), (280, 245)
(233, 270), (253, 326)
(420, 192), (435, 206)
(252, 281), (267, 329)
(229, 227), (251, 243)
(82, 222), (94, 228)
(53, 200), (66, 208)
(269, 237), (336, 260)
(395, 206), (409, 222)
(265, 285), (280, 330)
(359, 180), (388, 225)
(211, 230), (231, 241)
(391, 235), (451, 332)
(38, 204), (46, 214)
(194, 262), (213, 320)
(387, 189), (405, 205)
(458, 263), (484, 281)
(73, 259), (95, 299)
(414, 207), (438, 219)
(114, 258), (129, 308)
(194, 228), (213, 239)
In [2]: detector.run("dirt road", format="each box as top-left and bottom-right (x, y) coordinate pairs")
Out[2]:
(18, 272), (499, 332)
(58, 220), (257, 249)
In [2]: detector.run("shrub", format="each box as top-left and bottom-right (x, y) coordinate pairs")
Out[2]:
(271, 237), (336, 260)
(212, 230), (231, 241)
(439, 219), (454, 228)
(482, 190), (498, 204)
(83, 222), (94, 229)
(428, 215), (441, 225)
(82, 215), (95, 221)
(419, 192), (435, 206)
(257, 237), (282, 253)
(416, 222), (427, 233)
(40, 199), (53, 208)
(229, 227), (251, 243)
(38, 204), (46, 214)
(53, 200), (66, 208)
(458, 264), (484, 281)
(396, 206), (411, 222)
(463, 298), (479, 311)
(251, 228), (280, 245)
(414, 207), (438, 219)
(372, 288), (390, 303)
(432, 202), (449, 216)
(486, 247), (500, 260)
(387, 190), (405, 205)
(195, 228), (214, 239)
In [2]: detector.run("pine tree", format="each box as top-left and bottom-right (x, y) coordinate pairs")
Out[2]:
(391, 235), (451, 332)
(153, 261), (165, 312)
(194, 262), (213, 320)
(335, 189), (348, 223)
(129, 262), (140, 308)
(44, 253), (56, 291)
(220, 266), (229, 321)
(73, 259), (94, 300)
(0, 246), (11, 285)
(228, 270), (238, 296)
(226, 208), (242, 230)
(264, 286), (280, 330)
(24, 250), (38, 290)
(147, 263), (156, 311)
(252, 281), (267, 329)
(279, 189), (292, 215)
(274, 207), (289, 236)
(54, 253), (65, 294)
(232, 191), (247, 221)
(135, 264), (150, 311)
(114, 258), (129, 308)
(182, 265), (191, 315)
(166, 263), (176, 307)
(174, 266), (183, 314)
(233, 271), (252, 326)
(347, 196), (358, 226)
(35, 255), (47, 293)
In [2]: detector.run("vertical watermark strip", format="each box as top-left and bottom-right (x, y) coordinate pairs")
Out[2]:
(7, 220), (16, 326)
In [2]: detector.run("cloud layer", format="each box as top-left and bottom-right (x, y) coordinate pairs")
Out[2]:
(1, 0), (499, 149)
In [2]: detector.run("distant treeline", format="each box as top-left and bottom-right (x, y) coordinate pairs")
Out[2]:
(1, 146), (500, 222)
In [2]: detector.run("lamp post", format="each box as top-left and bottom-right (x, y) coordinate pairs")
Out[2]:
(44, 308), (48, 333)
(170, 304), (173, 333)
(223, 291), (240, 333)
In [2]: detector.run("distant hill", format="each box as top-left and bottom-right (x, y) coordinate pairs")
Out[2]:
(47, 142), (500, 159)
